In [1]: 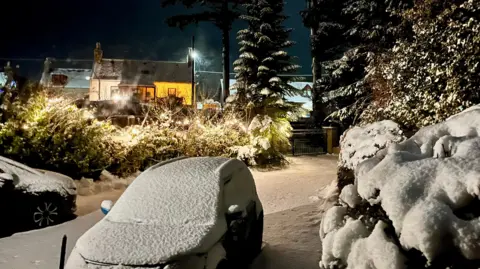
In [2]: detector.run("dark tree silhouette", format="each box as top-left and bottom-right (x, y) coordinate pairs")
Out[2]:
(160, 0), (248, 103)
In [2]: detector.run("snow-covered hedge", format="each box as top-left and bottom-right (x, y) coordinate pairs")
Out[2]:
(321, 105), (480, 269)
(339, 120), (405, 171)
(0, 92), (290, 178)
(361, 0), (480, 129)
(337, 120), (405, 191)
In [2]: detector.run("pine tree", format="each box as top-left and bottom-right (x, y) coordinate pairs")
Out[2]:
(302, 0), (412, 128)
(361, 0), (480, 130)
(232, 0), (301, 120)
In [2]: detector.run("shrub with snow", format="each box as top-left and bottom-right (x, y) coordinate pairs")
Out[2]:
(361, 0), (480, 129)
(321, 105), (480, 269)
(0, 91), (286, 178)
(232, 114), (292, 166)
(339, 120), (406, 171)
(337, 120), (405, 191)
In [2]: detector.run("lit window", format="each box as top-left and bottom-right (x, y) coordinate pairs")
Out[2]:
(168, 88), (176, 96)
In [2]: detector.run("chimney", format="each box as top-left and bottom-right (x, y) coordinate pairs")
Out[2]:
(43, 58), (52, 73)
(40, 58), (52, 86)
(94, 42), (103, 63)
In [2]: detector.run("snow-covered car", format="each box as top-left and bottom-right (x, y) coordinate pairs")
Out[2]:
(67, 157), (264, 269)
(0, 156), (77, 237)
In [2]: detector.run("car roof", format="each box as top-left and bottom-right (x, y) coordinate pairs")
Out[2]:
(0, 156), (71, 196)
(107, 156), (232, 223)
(76, 157), (242, 265)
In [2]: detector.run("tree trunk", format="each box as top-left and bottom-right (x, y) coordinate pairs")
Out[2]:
(222, 26), (230, 104)
(309, 0), (323, 127)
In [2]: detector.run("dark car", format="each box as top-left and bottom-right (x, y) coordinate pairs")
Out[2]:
(0, 156), (77, 237)
(67, 157), (264, 269)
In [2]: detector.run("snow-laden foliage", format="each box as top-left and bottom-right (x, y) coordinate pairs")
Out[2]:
(232, 114), (291, 166)
(362, 0), (480, 129)
(302, 0), (413, 127)
(232, 0), (302, 120)
(321, 105), (480, 269)
(339, 120), (405, 171)
(0, 93), (118, 178)
(0, 91), (283, 178)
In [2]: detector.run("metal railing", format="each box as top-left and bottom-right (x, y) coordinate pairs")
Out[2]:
(290, 128), (326, 156)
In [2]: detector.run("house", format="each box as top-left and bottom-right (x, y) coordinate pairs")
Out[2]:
(221, 78), (314, 114)
(90, 43), (194, 105)
(40, 58), (93, 99)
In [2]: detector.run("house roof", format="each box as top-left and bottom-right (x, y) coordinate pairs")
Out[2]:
(92, 59), (191, 85)
(40, 59), (93, 89)
(226, 79), (313, 111)
(50, 69), (92, 89)
(49, 59), (93, 70)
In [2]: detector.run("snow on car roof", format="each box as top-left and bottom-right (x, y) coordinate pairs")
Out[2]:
(0, 156), (70, 196)
(76, 157), (234, 266)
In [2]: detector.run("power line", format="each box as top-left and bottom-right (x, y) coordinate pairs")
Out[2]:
(0, 58), (312, 77)
(0, 57), (93, 62)
(196, 71), (312, 76)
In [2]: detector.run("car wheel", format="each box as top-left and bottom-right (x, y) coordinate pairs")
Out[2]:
(32, 200), (61, 228)
(248, 211), (264, 261)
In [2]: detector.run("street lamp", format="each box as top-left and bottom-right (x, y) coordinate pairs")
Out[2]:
(191, 50), (199, 60)
(188, 36), (197, 109)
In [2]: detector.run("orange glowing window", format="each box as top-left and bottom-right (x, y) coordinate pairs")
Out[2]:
(168, 88), (177, 96)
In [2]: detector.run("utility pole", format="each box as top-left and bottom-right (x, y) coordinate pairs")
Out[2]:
(191, 36), (196, 109)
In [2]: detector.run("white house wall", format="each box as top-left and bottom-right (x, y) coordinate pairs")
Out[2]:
(89, 79), (121, 101)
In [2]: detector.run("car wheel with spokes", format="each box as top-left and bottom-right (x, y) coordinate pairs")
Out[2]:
(32, 200), (60, 228)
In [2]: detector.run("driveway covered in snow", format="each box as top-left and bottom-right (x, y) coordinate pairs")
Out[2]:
(0, 156), (336, 269)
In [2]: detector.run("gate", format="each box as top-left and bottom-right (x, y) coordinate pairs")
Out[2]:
(290, 128), (326, 156)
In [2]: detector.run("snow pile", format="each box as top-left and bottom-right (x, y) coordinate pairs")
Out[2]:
(320, 105), (480, 269)
(339, 120), (405, 170)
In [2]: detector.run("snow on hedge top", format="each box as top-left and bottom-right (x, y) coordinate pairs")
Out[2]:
(0, 156), (71, 196)
(339, 120), (405, 170)
(356, 105), (480, 263)
(75, 157), (233, 266)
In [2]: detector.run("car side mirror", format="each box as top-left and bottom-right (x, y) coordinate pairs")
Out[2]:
(101, 200), (113, 215)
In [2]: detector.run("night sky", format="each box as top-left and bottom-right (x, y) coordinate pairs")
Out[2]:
(1, 0), (310, 79)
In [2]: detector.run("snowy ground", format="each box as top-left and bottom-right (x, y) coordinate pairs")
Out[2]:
(253, 155), (337, 214)
(253, 202), (328, 269)
(0, 155), (337, 269)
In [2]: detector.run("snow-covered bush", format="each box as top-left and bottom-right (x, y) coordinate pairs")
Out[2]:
(362, 0), (480, 129)
(320, 105), (480, 269)
(339, 120), (405, 171)
(0, 94), (117, 178)
(108, 125), (181, 176)
(0, 90), (288, 179)
(337, 120), (405, 191)
(232, 114), (292, 166)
